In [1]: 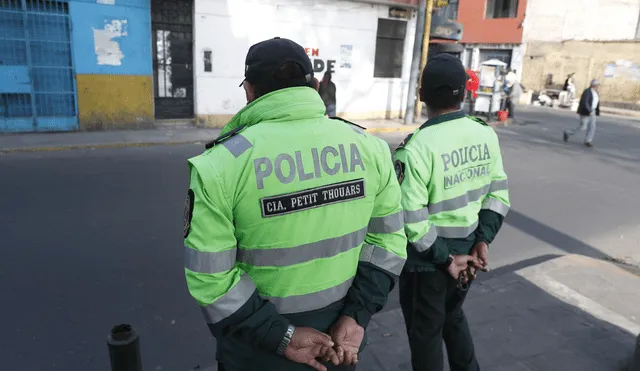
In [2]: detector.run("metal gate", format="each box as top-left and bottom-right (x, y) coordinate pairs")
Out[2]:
(0, 0), (78, 133)
(151, 0), (194, 120)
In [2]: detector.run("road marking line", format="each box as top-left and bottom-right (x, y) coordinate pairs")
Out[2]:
(517, 271), (640, 334)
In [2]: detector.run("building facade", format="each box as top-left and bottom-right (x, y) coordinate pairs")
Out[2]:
(520, 0), (640, 106)
(0, 0), (419, 133)
(0, 0), (153, 133)
(193, 0), (418, 127)
(456, 0), (527, 76)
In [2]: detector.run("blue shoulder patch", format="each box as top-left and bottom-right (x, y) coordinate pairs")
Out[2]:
(205, 125), (247, 149)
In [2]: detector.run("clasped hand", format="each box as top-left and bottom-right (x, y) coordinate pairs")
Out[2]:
(284, 316), (364, 371)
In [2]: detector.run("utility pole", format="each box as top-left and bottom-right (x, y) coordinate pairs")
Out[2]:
(404, 0), (435, 125)
(415, 0), (434, 121)
(404, 0), (426, 125)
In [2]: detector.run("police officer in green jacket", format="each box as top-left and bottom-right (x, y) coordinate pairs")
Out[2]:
(394, 54), (510, 371)
(183, 37), (407, 371)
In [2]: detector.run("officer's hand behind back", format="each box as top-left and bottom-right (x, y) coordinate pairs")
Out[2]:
(328, 315), (364, 366)
(471, 242), (489, 268)
(284, 327), (334, 371)
(447, 255), (483, 280)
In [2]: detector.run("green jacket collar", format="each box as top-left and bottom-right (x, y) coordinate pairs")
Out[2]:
(419, 110), (466, 129)
(220, 87), (326, 135)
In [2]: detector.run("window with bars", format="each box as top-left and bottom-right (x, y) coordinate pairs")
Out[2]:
(485, 0), (519, 19)
(374, 18), (407, 78)
(440, 0), (459, 21)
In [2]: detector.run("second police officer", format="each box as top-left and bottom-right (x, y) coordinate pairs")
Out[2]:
(183, 37), (407, 371)
(395, 54), (511, 371)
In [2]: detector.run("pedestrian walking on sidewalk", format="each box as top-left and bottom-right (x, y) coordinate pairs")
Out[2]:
(319, 71), (337, 116)
(394, 54), (511, 371)
(184, 37), (407, 371)
(564, 79), (600, 147)
(563, 73), (576, 100)
(504, 79), (522, 124)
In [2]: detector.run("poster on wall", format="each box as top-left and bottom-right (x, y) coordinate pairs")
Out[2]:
(340, 44), (353, 69)
(631, 64), (640, 81)
(93, 19), (128, 66)
(605, 60), (640, 80)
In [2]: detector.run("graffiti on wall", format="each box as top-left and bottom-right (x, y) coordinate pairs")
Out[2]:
(304, 47), (336, 74)
(93, 19), (128, 66)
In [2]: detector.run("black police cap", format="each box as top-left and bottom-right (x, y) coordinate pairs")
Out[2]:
(240, 37), (313, 87)
(421, 53), (467, 100)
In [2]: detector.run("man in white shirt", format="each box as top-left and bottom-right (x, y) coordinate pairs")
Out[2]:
(563, 79), (600, 147)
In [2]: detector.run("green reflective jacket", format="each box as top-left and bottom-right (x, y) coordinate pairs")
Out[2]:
(184, 87), (407, 370)
(394, 110), (510, 270)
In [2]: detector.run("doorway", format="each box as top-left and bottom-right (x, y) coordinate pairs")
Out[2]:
(151, 0), (194, 119)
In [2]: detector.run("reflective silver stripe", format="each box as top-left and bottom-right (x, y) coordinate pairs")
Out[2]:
(263, 277), (354, 314)
(429, 184), (490, 214)
(368, 211), (403, 234)
(428, 179), (509, 215)
(490, 179), (509, 193)
(359, 244), (406, 275)
(222, 135), (252, 158)
(482, 197), (510, 217)
(237, 227), (367, 267)
(436, 220), (479, 238)
(404, 207), (429, 224)
(201, 275), (256, 324)
(411, 227), (438, 252)
(185, 246), (236, 274)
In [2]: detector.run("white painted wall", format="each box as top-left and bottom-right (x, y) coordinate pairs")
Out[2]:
(523, 0), (640, 42)
(510, 44), (525, 80)
(193, 0), (416, 119)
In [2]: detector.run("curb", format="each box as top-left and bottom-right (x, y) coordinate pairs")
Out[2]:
(367, 125), (419, 133)
(0, 140), (203, 154)
(601, 108), (640, 119)
(0, 128), (418, 154)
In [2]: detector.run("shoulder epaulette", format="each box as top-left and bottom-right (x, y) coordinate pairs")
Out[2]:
(329, 116), (367, 130)
(205, 125), (247, 149)
(397, 133), (414, 149)
(468, 116), (489, 126)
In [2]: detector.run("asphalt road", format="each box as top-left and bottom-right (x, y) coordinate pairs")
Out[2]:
(1, 106), (639, 371)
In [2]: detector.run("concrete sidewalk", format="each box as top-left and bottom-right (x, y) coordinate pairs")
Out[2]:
(0, 119), (419, 153)
(195, 255), (639, 371)
(601, 106), (640, 119)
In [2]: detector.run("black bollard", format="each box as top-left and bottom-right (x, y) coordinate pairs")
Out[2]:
(630, 333), (640, 371)
(107, 324), (142, 371)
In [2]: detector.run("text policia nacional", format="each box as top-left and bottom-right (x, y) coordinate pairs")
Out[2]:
(443, 143), (492, 189)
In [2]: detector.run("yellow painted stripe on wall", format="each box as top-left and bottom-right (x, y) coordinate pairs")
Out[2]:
(76, 74), (154, 130)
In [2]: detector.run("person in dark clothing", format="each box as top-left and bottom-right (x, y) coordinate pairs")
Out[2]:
(504, 80), (522, 122)
(394, 54), (510, 371)
(563, 79), (600, 147)
(563, 73), (576, 99)
(319, 71), (337, 116)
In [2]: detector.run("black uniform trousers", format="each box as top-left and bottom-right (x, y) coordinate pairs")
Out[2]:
(399, 269), (479, 371)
